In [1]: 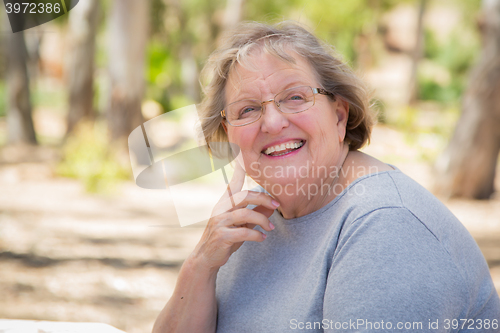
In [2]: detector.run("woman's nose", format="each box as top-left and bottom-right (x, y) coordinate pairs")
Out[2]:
(260, 102), (289, 134)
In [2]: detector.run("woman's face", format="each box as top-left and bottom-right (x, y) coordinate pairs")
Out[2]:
(224, 51), (348, 194)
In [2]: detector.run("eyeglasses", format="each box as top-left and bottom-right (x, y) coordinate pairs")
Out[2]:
(220, 85), (335, 127)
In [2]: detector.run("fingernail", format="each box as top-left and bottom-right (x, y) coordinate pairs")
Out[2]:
(271, 200), (280, 207)
(262, 233), (267, 239)
(269, 222), (275, 230)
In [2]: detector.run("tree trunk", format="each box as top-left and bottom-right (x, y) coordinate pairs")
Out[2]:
(407, 0), (427, 106)
(180, 44), (200, 103)
(6, 31), (37, 145)
(222, 0), (245, 31)
(66, 0), (99, 135)
(434, 0), (500, 199)
(107, 0), (149, 141)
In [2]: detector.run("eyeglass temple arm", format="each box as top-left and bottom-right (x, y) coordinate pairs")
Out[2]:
(313, 88), (335, 99)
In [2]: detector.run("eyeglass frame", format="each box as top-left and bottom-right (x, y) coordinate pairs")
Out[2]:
(220, 86), (336, 127)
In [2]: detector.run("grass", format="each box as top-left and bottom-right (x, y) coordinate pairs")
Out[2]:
(56, 121), (131, 194)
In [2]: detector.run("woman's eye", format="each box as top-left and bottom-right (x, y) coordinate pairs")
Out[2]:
(239, 106), (257, 117)
(285, 94), (305, 102)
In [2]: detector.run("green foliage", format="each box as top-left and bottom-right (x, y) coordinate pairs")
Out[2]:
(418, 76), (462, 103)
(141, 0), (480, 113)
(245, 0), (301, 22)
(56, 121), (131, 193)
(246, 0), (409, 64)
(145, 0), (227, 111)
(146, 41), (176, 112)
(142, 0), (415, 112)
(146, 41), (201, 112)
(394, 106), (419, 142)
(389, 104), (459, 163)
(447, 0), (481, 18)
(418, 22), (480, 103)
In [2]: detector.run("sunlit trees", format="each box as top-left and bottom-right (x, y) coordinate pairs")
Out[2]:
(65, 0), (100, 135)
(107, 0), (149, 141)
(434, 0), (500, 199)
(6, 31), (37, 145)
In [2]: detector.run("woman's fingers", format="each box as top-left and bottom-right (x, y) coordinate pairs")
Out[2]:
(212, 190), (279, 217)
(231, 190), (279, 211)
(197, 153), (278, 270)
(224, 208), (275, 232)
(227, 227), (267, 243)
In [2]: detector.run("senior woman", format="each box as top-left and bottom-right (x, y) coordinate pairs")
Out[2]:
(153, 22), (500, 332)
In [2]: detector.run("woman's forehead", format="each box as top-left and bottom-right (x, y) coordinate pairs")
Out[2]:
(225, 51), (317, 99)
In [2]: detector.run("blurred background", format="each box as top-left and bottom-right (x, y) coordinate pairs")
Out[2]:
(0, 0), (499, 332)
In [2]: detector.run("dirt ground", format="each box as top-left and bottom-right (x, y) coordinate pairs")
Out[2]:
(0, 125), (499, 333)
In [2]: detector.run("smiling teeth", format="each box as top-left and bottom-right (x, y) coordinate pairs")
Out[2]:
(264, 141), (304, 155)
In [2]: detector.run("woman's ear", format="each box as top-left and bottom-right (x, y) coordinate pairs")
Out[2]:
(222, 121), (228, 134)
(335, 98), (349, 142)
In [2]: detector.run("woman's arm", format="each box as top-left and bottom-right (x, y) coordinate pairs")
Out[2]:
(152, 254), (218, 333)
(153, 163), (278, 333)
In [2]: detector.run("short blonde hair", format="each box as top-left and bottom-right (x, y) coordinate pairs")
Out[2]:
(199, 21), (375, 151)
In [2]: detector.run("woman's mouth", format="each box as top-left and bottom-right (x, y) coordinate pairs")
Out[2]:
(262, 140), (305, 157)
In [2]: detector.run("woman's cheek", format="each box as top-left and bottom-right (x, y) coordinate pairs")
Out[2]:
(247, 161), (262, 179)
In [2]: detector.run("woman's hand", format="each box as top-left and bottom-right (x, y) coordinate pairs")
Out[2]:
(192, 160), (279, 271)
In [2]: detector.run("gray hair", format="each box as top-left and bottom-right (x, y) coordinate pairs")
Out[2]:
(199, 21), (375, 152)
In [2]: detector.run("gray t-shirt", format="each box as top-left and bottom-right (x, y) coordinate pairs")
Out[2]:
(215, 168), (500, 332)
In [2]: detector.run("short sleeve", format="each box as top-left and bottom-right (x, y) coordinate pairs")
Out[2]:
(323, 207), (467, 332)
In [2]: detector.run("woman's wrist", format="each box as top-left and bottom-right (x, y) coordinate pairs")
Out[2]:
(185, 252), (220, 279)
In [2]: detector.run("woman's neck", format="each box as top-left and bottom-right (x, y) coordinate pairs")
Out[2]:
(274, 144), (351, 219)
(273, 150), (396, 219)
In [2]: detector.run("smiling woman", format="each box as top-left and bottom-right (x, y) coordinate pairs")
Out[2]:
(152, 21), (500, 333)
